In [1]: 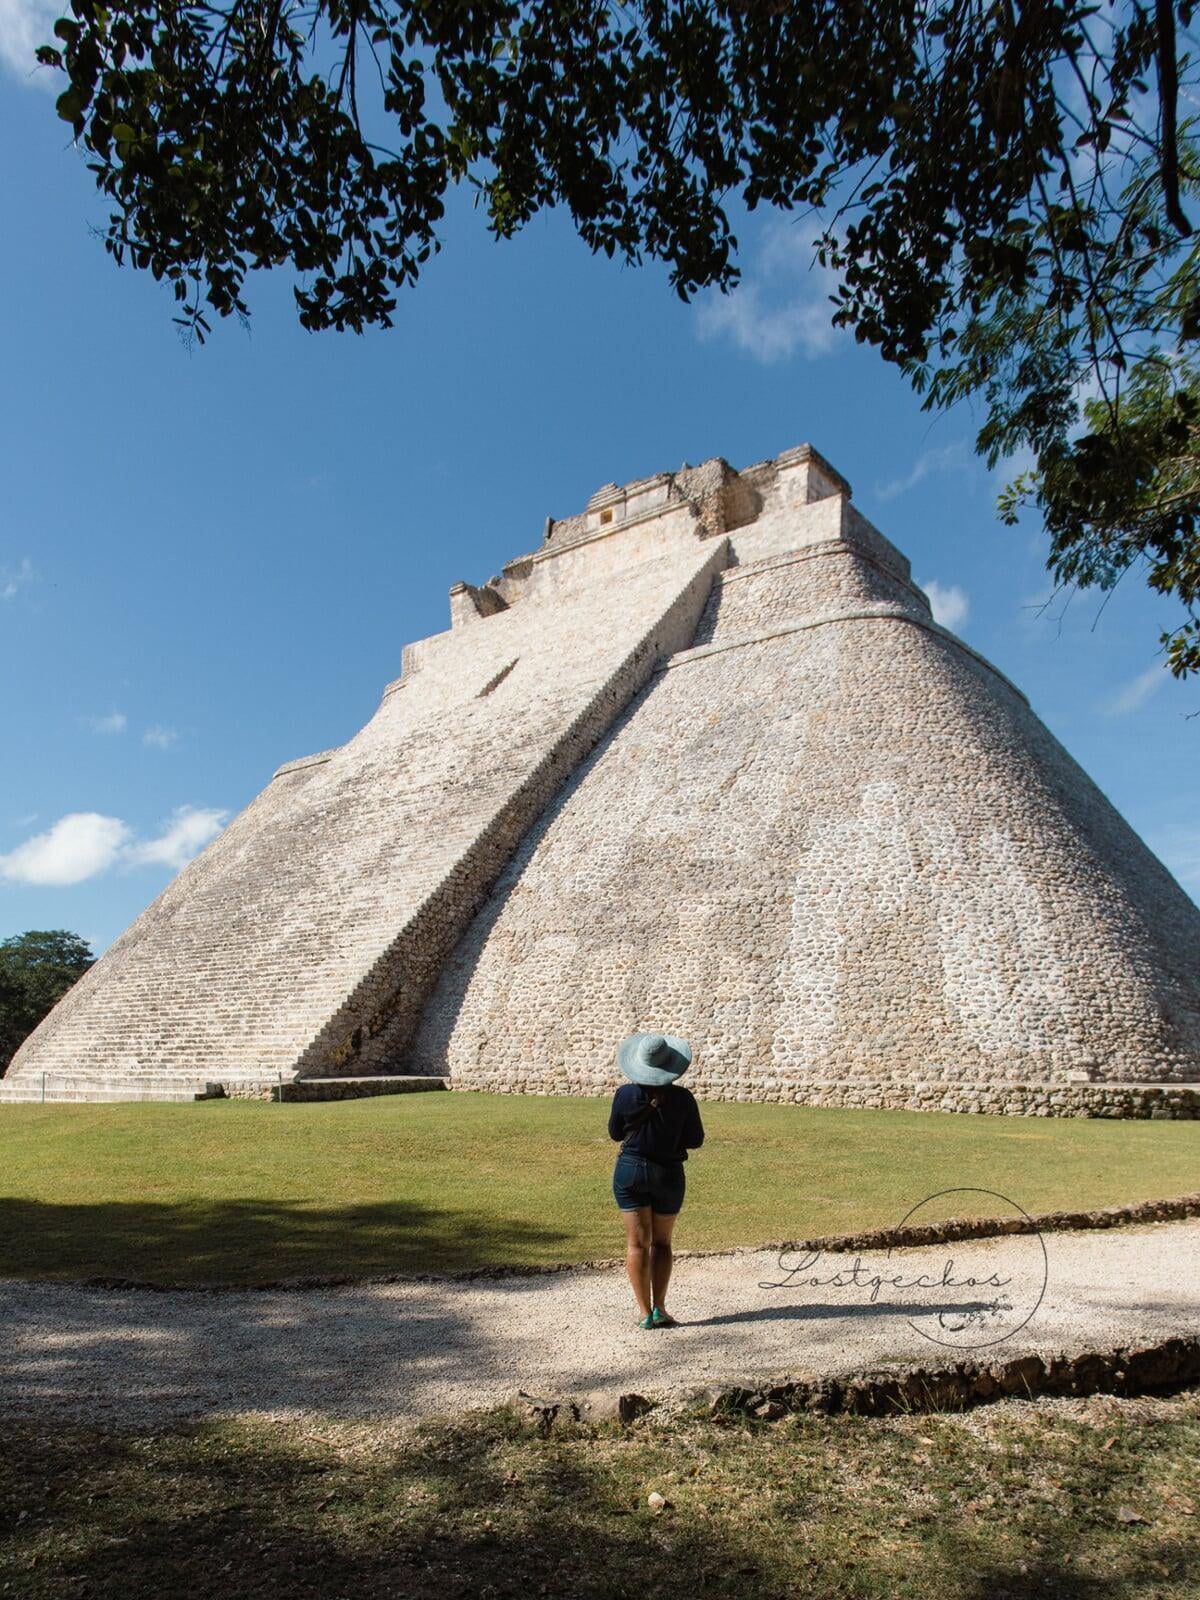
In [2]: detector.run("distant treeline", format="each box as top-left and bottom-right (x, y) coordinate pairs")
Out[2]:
(0, 931), (94, 1073)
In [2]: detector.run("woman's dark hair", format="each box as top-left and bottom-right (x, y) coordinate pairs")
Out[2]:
(624, 1083), (668, 1142)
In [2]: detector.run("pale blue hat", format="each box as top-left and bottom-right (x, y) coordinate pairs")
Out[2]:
(617, 1031), (692, 1087)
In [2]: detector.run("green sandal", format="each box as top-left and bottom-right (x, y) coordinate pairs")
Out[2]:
(638, 1313), (656, 1330)
(651, 1307), (678, 1328)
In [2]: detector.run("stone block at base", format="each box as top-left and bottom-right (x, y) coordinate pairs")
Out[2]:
(213, 1075), (449, 1103)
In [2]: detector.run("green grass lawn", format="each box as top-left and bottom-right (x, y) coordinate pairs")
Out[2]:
(0, 1092), (1197, 1284)
(2, 1396), (1197, 1599)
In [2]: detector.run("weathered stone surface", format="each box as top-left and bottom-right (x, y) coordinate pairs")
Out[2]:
(409, 456), (1200, 1109)
(504, 1387), (651, 1427)
(690, 1335), (1200, 1419)
(208, 1075), (449, 1103)
(7, 441), (1200, 1110)
(7, 511), (728, 1093)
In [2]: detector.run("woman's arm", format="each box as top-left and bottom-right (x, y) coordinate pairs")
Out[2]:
(607, 1089), (626, 1142)
(684, 1091), (705, 1149)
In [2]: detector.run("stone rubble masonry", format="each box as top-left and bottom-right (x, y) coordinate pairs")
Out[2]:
(557, 1335), (1200, 1426)
(6, 441), (1200, 1113)
(215, 1076), (449, 1104)
(405, 454), (1200, 1116)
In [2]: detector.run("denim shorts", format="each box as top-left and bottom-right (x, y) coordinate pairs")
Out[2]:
(612, 1150), (686, 1215)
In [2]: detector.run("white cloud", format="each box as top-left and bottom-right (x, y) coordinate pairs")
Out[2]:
(0, 0), (59, 85)
(991, 442), (1039, 498)
(1, 556), (34, 600)
(0, 812), (129, 886)
(877, 441), (972, 502)
(1105, 663), (1167, 716)
(124, 806), (228, 870)
(86, 711), (128, 735)
(694, 220), (844, 363)
(0, 804), (228, 886)
(143, 725), (179, 750)
(922, 580), (970, 632)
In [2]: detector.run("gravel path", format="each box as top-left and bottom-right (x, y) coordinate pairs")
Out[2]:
(2, 1220), (1197, 1425)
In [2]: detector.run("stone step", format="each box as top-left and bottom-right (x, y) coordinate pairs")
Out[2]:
(0, 1074), (450, 1105)
(0, 1083), (208, 1104)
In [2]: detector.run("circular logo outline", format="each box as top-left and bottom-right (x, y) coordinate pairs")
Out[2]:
(888, 1187), (1048, 1350)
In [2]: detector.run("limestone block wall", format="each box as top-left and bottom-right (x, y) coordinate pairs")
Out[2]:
(693, 540), (931, 647)
(407, 528), (1200, 1104)
(723, 453), (860, 565)
(8, 530), (729, 1086)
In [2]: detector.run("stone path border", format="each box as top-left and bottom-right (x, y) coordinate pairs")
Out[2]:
(72, 1188), (1200, 1294)
(514, 1334), (1200, 1426)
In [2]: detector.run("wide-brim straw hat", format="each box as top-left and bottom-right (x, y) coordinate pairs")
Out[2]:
(617, 1031), (692, 1087)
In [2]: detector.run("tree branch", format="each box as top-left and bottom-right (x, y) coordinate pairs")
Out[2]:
(1157, 0), (1192, 235)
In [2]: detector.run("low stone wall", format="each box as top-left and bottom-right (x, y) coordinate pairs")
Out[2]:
(762, 1078), (1200, 1119)
(507, 1335), (1200, 1427)
(453, 1072), (1200, 1119)
(212, 1075), (448, 1103)
(685, 1335), (1200, 1419)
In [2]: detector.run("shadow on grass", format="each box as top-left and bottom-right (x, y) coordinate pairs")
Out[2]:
(2, 1417), (778, 1600)
(1, 1411), (1196, 1600)
(0, 1196), (572, 1285)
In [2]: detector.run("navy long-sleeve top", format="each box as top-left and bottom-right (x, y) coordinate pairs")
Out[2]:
(608, 1082), (705, 1165)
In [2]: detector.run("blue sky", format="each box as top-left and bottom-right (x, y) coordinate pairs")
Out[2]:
(1, 31), (1197, 954)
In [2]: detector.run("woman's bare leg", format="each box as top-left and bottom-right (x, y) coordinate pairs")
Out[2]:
(650, 1211), (678, 1315)
(621, 1207), (654, 1316)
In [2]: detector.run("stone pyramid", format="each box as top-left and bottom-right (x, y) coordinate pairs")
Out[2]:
(6, 444), (1199, 1114)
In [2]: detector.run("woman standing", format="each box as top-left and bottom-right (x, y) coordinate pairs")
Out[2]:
(608, 1031), (705, 1329)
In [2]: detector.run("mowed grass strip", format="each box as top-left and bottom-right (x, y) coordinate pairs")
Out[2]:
(0, 1091), (1197, 1284)
(1, 1395), (1197, 1600)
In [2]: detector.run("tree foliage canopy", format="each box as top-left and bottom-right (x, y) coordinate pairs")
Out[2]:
(33, 0), (1200, 677)
(0, 930), (95, 1071)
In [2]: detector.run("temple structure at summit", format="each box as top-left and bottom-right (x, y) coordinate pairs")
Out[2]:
(6, 443), (1200, 1115)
